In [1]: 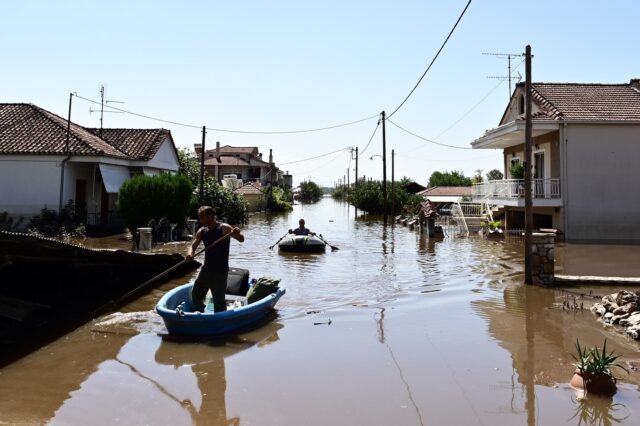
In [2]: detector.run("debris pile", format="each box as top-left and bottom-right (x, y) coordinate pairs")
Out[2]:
(590, 290), (640, 340)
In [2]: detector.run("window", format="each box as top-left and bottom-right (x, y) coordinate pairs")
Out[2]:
(518, 95), (525, 115)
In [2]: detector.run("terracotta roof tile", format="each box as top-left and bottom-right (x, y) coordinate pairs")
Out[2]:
(417, 186), (473, 197)
(0, 103), (128, 158)
(86, 128), (174, 160)
(525, 82), (640, 121)
(234, 182), (264, 195)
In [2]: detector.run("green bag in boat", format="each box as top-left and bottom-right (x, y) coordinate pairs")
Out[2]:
(246, 277), (281, 304)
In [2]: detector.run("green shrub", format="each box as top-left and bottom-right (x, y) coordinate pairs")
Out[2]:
(267, 186), (293, 212)
(189, 177), (248, 225)
(27, 200), (85, 239)
(118, 173), (193, 232)
(350, 180), (419, 215)
(299, 180), (323, 203)
(510, 163), (525, 179)
(0, 212), (23, 232)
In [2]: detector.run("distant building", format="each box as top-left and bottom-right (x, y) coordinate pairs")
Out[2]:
(0, 103), (180, 227)
(194, 142), (285, 187)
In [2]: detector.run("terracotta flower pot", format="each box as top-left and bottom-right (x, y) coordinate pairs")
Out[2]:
(570, 369), (617, 397)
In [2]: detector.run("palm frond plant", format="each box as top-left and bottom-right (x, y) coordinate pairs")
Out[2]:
(570, 339), (629, 397)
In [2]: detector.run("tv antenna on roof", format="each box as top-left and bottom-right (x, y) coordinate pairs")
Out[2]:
(88, 84), (124, 136)
(482, 52), (524, 100)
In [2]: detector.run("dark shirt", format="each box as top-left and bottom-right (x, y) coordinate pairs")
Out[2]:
(201, 224), (230, 272)
(292, 227), (311, 236)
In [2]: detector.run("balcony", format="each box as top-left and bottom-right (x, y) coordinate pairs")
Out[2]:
(472, 178), (562, 207)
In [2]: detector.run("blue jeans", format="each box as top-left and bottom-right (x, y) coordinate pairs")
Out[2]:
(190, 269), (228, 312)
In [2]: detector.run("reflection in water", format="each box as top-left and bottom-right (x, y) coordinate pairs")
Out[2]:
(4, 198), (640, 425)
(48, 324), (282, 426)
(570, 395), (630, 425)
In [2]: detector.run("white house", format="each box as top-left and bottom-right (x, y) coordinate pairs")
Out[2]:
(470, 79), (640, 243)
(0, 103), (180, 227)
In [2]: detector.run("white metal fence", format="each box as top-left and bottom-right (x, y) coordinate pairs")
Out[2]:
(473, 179), (561, 199)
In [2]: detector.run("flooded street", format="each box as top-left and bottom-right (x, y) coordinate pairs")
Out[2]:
(2, 197), (640, 425)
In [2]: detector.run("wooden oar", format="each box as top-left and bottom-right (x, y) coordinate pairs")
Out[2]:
(107, 230), (235, 309)
(268, 232), (290, 250)
(318, 234), (339, 251)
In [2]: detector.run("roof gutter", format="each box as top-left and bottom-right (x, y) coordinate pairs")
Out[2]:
(58, 93), (73, 212)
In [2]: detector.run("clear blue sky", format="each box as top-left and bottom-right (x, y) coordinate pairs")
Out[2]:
(2, 1), (639, 186)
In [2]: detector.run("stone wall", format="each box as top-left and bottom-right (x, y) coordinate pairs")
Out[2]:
(532, 233), (555, 285)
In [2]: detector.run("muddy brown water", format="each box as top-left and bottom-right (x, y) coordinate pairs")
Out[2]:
(1, 198), (640, 425)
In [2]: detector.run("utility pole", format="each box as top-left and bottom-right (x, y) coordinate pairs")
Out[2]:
(59, 93), (73, 212)
(346, 167), (350, 199)
(354, 147), (359, 188)
(381, 111), (387, 225)
(524, 45), (533, 285)
(391, 149), (395, 219)
(199, 126), (206, 204)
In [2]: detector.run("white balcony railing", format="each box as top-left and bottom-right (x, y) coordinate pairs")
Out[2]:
(473, 178), (561, 199)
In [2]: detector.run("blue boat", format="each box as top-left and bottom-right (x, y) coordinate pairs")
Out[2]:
(156, 281), (286, 337)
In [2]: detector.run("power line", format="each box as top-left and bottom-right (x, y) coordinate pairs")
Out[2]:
(74, 94), (378, 135)
(386, 118), (474, 150)
(279, 147), (350, 166)
(387, 0), (473, 119)
(358, 119), (381, 156)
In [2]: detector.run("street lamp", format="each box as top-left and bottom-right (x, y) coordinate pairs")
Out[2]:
(369, 155), (383, 161)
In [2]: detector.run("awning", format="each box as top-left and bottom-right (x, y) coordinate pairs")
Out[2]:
(99, 164), (131, 193)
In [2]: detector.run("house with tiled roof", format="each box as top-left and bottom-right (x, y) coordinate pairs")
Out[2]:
(194, 142), (284, 187)
(470, 78), (640, 242)
(417, 186), (473, 202)
(0, 103), (179, 227)
(234, 181), (266, 211)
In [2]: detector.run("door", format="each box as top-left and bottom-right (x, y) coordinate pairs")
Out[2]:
(534, 152), (545, 197)
(75, 179), (87, 221)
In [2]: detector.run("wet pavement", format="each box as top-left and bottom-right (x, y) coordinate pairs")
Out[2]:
(1, 198), (639, 425)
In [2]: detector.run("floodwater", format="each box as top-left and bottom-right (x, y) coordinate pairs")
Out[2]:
(2, 197), (640, 425)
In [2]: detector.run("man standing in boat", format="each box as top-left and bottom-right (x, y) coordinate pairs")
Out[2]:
(289, 218), (315, 236)
(186, 206), (244, 312)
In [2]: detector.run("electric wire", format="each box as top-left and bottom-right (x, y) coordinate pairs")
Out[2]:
(74, 94), (378, 135)
(387, 0), (473, 119)
(279, 147), (350, 166)
(358, 119), (381, 156)
(386, 118), (474, 150)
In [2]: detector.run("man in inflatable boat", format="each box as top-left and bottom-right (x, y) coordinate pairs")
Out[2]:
(289, 219), (315, 236)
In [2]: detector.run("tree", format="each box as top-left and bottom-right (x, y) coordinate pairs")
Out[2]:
(177, 147), (249, 223)
(486, 169), (504, 181)
(472, 169), (483, 184)
(350, 180), (422, 215)
(298, 180), (323, 203)
(118, 174), (193, 232)
(427, 170), (472, 187)
(190, 177), (248, 224)
(176, 147), (200, 188)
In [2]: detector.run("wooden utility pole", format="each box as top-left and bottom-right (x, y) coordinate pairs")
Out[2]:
(354, 147), (359, 188)
(524, 45), (533, 285)
(346, 168), (350, 199)
(199, 126), (206, 204)
(391, 149), (395, 218)
(59, 93), (73, 212)
(381, 111), (387, 225)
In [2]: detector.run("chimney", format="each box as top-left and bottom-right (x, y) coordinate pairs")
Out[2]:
(216, 141), (221, 163)
(194, 143), (202, 158)
(269, 148), (273, 164)
(630, 78), (640, 91)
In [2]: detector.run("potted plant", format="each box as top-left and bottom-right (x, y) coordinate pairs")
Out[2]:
(480, 220), (504, 238)
(570, 339), (629, 397)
